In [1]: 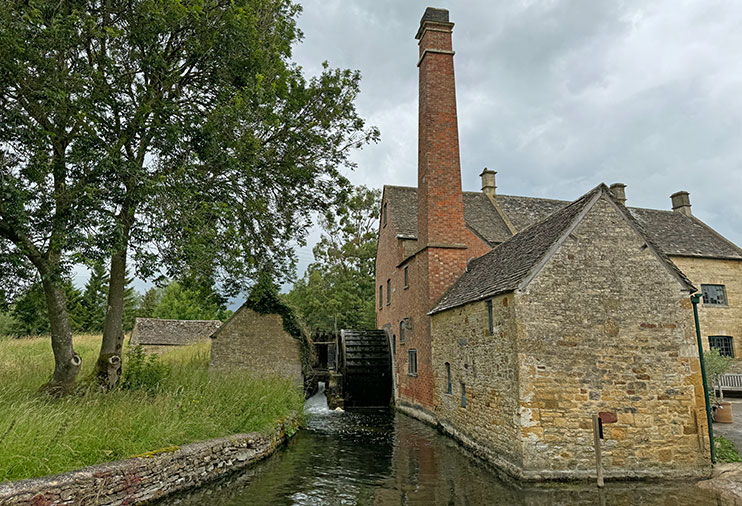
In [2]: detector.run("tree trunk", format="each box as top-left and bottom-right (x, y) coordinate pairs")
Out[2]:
(40, 276), (81, 396)
(93, 248), (127, 389)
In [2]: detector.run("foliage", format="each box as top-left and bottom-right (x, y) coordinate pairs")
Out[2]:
(286, 186), (380, 332)
(0, 310), (16, 339)
(0, 334), (304, 482)
(153, 281), (232, 321)
(715, 435), (741, 463)
(79, 263), (109, 333)
(247, 272), (302, 339)
(120, 346), (170, 394)
(705, 348), (734, 399)
(9, 281), (84, 337)
(138, 287), (164, 319)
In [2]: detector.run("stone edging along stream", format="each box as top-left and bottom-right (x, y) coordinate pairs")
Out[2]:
(0, 413), (301, 506)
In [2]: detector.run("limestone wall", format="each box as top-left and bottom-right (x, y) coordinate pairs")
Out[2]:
(209, 307), (303, 386)
(431, 294), (522, 475)
(671, 256), (742, 358)
(516, 198), (709, 479)
(0, 418), (296, 506)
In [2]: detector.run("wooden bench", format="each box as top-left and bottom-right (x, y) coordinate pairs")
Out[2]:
(716, 374), (742, 399)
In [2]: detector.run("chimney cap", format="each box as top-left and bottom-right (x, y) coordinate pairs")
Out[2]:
(416, 7), (454, 39)
(480, 167), (496, 176)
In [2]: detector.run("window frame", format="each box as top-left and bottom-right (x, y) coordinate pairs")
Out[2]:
(445, 362), (452, 394)
(386, 278), (391, 305)
(404, 265), (409, 289)
(701, 284), (728, 307)
(379, 285), (383, 310)
(461, 382), (466, 408)
(709, 335), (735, 358)
(487, 299), (494, 335)
(399, 320), (406, 344)
(408, 349), (418, 376)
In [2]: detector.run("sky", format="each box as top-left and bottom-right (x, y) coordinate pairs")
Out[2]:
(289, 0), (742, 274)
(74, 0), (742, 300)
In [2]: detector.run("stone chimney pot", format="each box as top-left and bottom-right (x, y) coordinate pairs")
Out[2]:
(480, 168), (497, 197)
(671, 191), (692, 217)
(609, 183), (627, 206)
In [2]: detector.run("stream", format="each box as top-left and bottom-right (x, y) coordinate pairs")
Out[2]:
(160, 384), (722, 505)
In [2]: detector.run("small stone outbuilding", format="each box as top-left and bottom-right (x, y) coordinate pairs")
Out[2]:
(209, 304), (303, 386)
(130, 318), (222, 351)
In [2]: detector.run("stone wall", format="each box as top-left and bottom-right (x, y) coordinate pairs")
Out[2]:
(516, 198), (709, 479)
(671, 256), (742, 358)
(431, 293), (522, 475)
(429, 197), (712, 481)
(209, 307), (303, 386)
(130, 318), (222, 346)
(0, 417), (297, 506)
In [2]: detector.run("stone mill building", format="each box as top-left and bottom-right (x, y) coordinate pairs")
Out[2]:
(375, 7), (742, 480)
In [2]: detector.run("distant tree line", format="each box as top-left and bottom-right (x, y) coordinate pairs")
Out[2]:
(0, 269), (232, 338)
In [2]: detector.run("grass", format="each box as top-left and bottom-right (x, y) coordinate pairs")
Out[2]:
(715, 435), (741, 463)
(0, 334), (304, 483)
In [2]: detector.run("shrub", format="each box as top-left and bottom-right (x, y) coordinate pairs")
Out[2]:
(121, 346), (170, 393)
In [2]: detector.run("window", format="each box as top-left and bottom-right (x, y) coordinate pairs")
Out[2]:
(461, 383), (466, 408)
(447, 366), (452, 394)
(702, 284), (727, 306)
(487, 299), (494, 335)
(379, 286), (383, 309)
(386, 279), (391, 305)
(710, 336), (735, 358)
(383, 202), (388, 226)
(408, 349), (418, 376)
(404, 265), (409, 288)
(399, 320), (405, 344)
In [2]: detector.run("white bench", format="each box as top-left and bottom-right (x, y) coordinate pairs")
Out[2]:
(717, 374), (742, 399)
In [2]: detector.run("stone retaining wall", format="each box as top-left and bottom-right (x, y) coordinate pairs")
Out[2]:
(0, 416), (299, 506)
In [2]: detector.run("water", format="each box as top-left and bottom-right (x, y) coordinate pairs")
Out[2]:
(161, 388), (723, 505)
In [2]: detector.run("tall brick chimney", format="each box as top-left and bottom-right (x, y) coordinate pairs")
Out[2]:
(415, 7), (467, 246)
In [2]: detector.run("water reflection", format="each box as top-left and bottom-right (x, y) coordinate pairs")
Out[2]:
(162, 399), (723, 505)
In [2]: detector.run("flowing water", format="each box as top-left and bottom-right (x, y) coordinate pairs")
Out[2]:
(161, 385), (723, 505)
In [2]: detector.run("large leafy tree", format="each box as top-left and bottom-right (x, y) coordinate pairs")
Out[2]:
(286, 186), (380, 332)
(0, 0), (377, 392)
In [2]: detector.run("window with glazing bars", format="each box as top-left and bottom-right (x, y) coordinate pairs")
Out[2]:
(408, 349), (417, 376)
(709, 335), (735, 358)
(702, 284), (727, 306)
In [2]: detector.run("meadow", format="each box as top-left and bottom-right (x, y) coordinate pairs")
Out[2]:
(0, 334), (304, 482)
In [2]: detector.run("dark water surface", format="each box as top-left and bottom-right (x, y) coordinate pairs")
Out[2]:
(161, 393), (723, 506)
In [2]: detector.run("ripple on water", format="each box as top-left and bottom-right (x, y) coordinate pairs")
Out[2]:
(159, 409), (723, 506)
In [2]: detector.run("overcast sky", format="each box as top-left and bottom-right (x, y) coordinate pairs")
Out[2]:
(289, 0), (742, 271)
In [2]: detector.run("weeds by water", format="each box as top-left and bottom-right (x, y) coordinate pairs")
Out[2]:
(0, 335), (304, 482)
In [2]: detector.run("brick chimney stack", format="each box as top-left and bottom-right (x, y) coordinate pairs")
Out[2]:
(671, 191), (692, 216)
(415, 7), (467, 246)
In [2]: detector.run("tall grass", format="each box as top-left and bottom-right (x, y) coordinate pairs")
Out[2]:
(0, 335), (304, 482)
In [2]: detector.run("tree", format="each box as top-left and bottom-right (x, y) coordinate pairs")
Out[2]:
(0, 0), (377, 391)
(10, 280), (84, 337)
(286, 186), (380, 332)
(79, 262), (109, 333)
(0, 3), (106, 392)
(152, 281), (231, 321)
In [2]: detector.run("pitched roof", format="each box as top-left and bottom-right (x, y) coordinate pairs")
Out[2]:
(431, 185), (696, 314)
(383, 185), (512, 245)
(383, 185), (742, 260)
(629, 208), (742, 260)
(130, 318), (222, 346)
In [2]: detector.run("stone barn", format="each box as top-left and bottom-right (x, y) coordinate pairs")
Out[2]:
(209, 304), (304, 386)
(129, 318), (222, 351)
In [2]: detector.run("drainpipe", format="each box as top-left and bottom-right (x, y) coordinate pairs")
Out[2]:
(691, 293), (716, 464)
